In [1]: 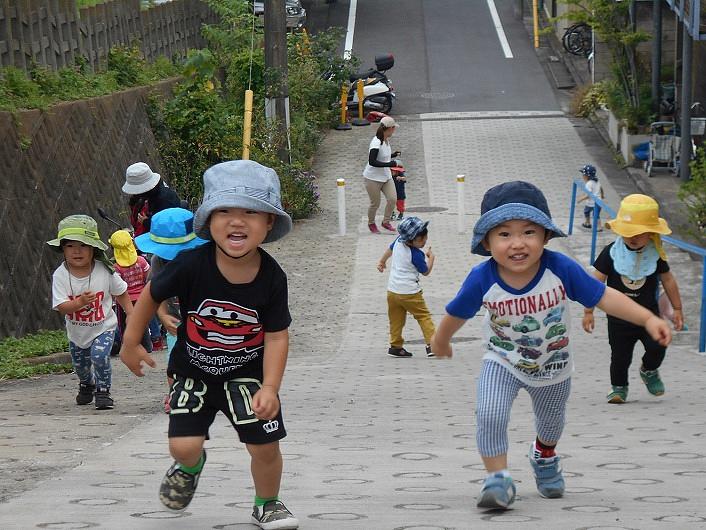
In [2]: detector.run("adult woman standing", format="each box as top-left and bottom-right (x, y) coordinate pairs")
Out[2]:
(363, 116), (400, 233)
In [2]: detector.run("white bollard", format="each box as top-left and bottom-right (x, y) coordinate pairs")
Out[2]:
(337, 178), (346, 236)
(457, 174), (465, 234)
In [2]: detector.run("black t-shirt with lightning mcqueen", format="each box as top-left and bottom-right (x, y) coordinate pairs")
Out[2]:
(150, 242), (291, 383)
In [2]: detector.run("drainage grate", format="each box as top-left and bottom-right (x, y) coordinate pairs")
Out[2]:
(405, 206), (448, 213)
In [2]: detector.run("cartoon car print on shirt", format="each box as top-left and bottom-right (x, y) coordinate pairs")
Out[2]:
(515, 358), (540, 372)
(518, 346), (542, 360)
(547, 336), (569, 352)
(490, 314), (511, 327)
(490, 324), (511, 340)
(489, 336), (515, 351)
(516, 335), (543, 347)
(186, 299), (263, 351)
(512, 315), (540, 333)
(546, 351), (569, 363)
(542, 306), (565, 327)
(545, 323), (567, 339)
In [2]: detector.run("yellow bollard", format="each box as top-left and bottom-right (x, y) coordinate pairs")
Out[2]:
(533, 0), (539, 48)
(242, 89), (253, 160)
(335, 83), (352, 130)
(351, 78), (370, 126)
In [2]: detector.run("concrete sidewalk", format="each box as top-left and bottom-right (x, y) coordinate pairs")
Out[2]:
(1, 113), (705, 529)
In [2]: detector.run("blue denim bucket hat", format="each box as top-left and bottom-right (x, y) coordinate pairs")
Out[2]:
(194, 160), (293, 243)
(397, 216), (429, 242)
(471, 181), (566, 256)
(135, 208), (208, 260)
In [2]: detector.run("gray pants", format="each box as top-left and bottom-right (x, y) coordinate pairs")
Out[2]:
(364, 178), (397, 224)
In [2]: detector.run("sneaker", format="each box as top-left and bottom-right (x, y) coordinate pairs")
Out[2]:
(397, 212), (404, 220)
(251, 499), (299, 529)
(640, 367), (665, 396)
(425, 345), (435, 357)
(76, 383), (95, 406)
(159, 450), (207, 510)
(94, 390), (114, 410)
(387, 347), (412, 358)
(528, 445), (565, 498)
(368, 223), (380, 234)
(607, 385), (628, 404)
(381, 221), (396, 232)
(476, 473), (516, 509)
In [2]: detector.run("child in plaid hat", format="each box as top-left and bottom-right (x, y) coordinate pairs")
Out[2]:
(377, 216), (436, 357)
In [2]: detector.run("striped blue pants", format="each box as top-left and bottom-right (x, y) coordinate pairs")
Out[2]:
(476, 360), (571, 457)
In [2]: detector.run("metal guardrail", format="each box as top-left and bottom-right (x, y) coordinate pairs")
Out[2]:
(568, 179), (706, 353)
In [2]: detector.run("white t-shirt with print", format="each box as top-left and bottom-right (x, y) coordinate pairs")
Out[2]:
(363, 136), (392, 182)
(584, 179), (601, 207)
(52, 262), (127, 348)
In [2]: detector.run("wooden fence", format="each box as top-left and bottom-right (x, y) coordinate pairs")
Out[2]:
(0, 0), (217, 72)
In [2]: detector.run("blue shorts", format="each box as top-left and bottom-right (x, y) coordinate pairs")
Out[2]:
(584, 205), (601, 218)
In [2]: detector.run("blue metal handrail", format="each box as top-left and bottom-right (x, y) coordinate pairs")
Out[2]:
(568, 179), (706, 352)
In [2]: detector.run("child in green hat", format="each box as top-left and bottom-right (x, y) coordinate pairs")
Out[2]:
(48, 215), (134, 410)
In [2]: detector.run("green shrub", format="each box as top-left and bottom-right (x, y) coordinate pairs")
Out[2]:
(679, 147), (706, 240)
(0, 330), (71, 380)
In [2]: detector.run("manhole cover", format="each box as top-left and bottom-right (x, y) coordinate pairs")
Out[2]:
(405, 206), (448, 213)
(420, 91), (455, 100)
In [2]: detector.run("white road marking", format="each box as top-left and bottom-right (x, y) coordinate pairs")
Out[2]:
(343, 0), (357, 59)
(487, 0), (514, 58)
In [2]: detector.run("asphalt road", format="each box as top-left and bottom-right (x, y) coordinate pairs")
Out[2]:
(304, 0), (559, 114)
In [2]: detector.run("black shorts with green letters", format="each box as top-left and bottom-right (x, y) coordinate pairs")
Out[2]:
(167, 374), (287, 444)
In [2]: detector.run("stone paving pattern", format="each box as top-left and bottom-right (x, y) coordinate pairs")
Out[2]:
(0, 113), (705, 529)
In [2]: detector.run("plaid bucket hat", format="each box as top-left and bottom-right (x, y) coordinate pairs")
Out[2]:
(397, 216), (429, 242)
(194, 160), (293, 243)
(471, 181), (566, 256)
(135, 208), (208, 261)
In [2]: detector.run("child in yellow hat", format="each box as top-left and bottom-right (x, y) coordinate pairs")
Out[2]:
(108, 230), (153, 355)
(582, 194), (683, 403)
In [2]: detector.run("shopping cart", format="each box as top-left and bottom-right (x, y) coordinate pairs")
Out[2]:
(645, 121), (680, 177)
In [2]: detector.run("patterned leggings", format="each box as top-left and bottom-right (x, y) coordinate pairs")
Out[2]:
(476, 360), (571, 457)
(69, 331), (114, 391)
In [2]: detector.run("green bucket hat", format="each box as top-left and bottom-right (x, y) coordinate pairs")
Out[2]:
(47, 215), (109, 251)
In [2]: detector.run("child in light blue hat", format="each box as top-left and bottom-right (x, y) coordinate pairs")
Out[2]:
(431, 181), (672, 511)
(121, 161), (298, 529)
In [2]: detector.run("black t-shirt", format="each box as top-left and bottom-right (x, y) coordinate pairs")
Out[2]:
(593, 242), (669, 327)
(150, 242), (291, 383)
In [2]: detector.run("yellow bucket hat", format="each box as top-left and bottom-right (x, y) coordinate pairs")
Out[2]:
(605, 194), (671, 260)
(108, 229), (138, 267)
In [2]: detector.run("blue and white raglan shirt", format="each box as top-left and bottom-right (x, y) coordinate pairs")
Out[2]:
(446, 249), (606, 387)
(387, 238), (428, 294)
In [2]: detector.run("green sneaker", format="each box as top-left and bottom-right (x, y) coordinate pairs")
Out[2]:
(607, 386), (628, 404)
(640, 367), (665, 396)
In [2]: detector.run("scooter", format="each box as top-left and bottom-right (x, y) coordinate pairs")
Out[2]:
(346, 54), (396, 114)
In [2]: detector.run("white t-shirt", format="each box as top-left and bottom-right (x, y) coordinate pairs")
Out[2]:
(363, 136), (392, 182)
(584, 179), (601, 207)
(387, 238), (429, 294)
(52, 262), (127, 348)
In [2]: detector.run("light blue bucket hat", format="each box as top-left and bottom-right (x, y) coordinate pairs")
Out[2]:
(471, 181), (566, 256)
(194, 160), (293, 243)
(135, 208), (208, 260)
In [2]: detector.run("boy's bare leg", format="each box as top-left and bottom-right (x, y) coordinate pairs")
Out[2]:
(247, 441), (283, 498)
(482, 454), (508, 473)
(169, 436), (205, 467)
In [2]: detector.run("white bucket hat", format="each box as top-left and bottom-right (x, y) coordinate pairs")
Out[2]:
(194, 160), (292, 243)
(122, 162), (161, 195)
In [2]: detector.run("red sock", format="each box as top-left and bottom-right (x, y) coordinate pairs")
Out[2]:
(396, 199), (405, 213)
(534, 438), (556, 459)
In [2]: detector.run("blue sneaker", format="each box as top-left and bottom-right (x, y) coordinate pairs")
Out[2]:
(476, 472), (516, 509)
(528, 445), (565, 498)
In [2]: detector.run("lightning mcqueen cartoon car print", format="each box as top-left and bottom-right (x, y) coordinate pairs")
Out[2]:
(186, 299), (263, 351)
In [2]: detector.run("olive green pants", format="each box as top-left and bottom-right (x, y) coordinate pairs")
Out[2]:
(387, 290), (436, 348)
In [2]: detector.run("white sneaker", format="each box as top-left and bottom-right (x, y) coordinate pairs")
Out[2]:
(251, 500), (299, 529)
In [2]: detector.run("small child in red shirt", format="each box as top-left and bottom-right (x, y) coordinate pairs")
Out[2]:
(109, 230), (153, 353)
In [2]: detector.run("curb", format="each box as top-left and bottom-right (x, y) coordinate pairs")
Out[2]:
(22, 352), (72, 366)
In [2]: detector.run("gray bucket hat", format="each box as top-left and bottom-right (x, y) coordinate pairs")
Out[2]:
(122, 162), (161, 195)
(194, 160), (293, 243)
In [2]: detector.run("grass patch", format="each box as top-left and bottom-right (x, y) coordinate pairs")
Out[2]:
(0, 330), (72, 381)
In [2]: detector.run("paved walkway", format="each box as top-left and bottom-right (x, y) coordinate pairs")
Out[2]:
(1, 113), (705, 529)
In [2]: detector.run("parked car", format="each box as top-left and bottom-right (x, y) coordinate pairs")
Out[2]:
(542, 306), (565, 327)
(253, 0), (307, 30)
(516, 334), (543, 347)
(547, 336), (569, 352)
(518, 346), (542, 360)
(489, 336), (515, 351)
(545, 323), (567, 339)
(491, 314), (511, 327)
(512, 315), (540, 333)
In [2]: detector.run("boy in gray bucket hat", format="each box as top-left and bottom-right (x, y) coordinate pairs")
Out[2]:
(431, 181), (672, 511)
(120, 160), (298, 528)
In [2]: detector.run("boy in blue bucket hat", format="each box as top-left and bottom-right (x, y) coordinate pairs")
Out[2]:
(431, 181), (672, 510)
(377, 216), (436, 357)
(121, 161), (299, 529)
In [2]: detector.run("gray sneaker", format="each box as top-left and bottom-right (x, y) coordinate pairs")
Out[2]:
(159, 450), (206, 510)
(94, 389), (114, 410)
(252, 500), (299, 529)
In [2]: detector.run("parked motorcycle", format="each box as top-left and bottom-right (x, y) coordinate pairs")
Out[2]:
(332, 54), (395, 114)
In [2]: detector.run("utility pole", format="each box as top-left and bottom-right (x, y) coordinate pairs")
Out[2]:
(264, 0), (290, 163)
